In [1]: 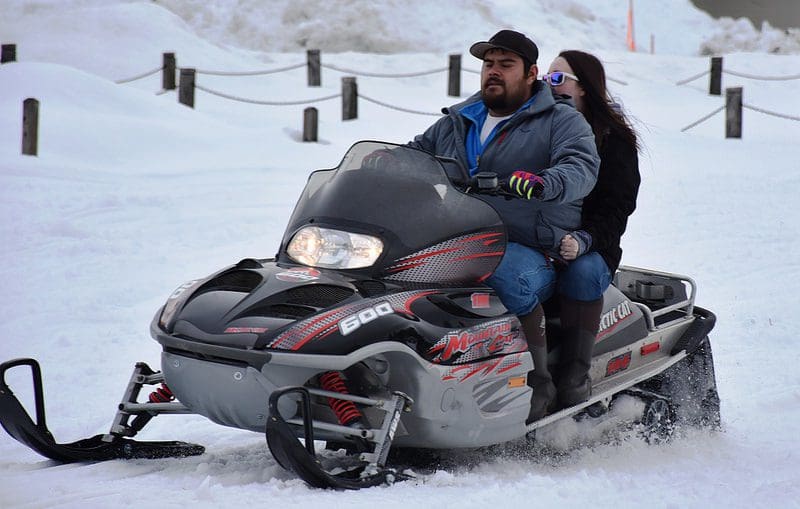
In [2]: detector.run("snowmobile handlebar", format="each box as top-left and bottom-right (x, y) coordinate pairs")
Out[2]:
(460, 171), (520, 199)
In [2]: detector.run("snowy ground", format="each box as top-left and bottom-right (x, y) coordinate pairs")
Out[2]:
(1, 1), (800, 507)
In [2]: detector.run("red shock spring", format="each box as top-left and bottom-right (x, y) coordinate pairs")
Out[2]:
(318, 371), (363, 426)
(148, 383), (175, 403)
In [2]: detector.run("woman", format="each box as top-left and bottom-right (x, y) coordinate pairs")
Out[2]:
(542, 50), (641, 407)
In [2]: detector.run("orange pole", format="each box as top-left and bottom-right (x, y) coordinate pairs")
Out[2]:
(626, 0), (636, 52)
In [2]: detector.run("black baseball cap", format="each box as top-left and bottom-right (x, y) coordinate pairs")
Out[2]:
(469, 30), (539, 66)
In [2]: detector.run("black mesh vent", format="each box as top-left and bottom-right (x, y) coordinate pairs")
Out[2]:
(253, 304), (317, 319)
(201, 270), (262, 293)
(354, 280), (387, 297)
(285, 285), (354, 308)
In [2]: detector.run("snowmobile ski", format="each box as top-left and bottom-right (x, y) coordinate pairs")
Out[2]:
(0, 358), (204, 462)
(266, 385), (413, 489)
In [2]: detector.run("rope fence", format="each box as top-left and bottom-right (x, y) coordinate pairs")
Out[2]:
(724, 69), (800, 81)
(359, 94), (443, 116)
(112, 51), (800, 141)
(114, 66), (162, 84)
(675, 70), (709, 86)
(195, 62), (305, 76)
(112, 50), (636, 109)
(743, 103), (800, 122)
(681, 99), (799, 131)
(7, 41), (797, 147)
(680, 86), (798, 135)
(676, 69), (800, 85)
(676, 55), (800, 88)
(680, 105), (725, 132)
(670, 55), (800, 135)
(196, 84), (340, 106)
(320, 62), (448, 78)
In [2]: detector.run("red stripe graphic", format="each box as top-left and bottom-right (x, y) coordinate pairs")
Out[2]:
(453, 251), (505, 262)
(394, 247), (460, 265)
(457, 232), (504, 244)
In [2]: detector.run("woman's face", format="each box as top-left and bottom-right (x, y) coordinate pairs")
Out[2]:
(547, 56), (585, 112)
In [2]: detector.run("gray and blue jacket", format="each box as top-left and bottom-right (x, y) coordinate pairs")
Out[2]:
(408, 81), (600, 257)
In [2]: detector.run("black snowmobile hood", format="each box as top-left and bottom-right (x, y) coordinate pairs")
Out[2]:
(151, 142), (509, 357)
(277, 141), (507, 285)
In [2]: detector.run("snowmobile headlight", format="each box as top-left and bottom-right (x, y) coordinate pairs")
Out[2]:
(158, 278), (205, 329)
(286, 226), (383, 269)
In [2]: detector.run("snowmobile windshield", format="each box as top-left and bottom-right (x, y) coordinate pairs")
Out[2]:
(279, 141), (505, 275)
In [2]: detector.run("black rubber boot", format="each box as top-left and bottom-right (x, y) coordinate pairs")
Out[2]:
(520, 306), (556, 424)
(527, 345), (557, 424)
(557, 297), (603, 408)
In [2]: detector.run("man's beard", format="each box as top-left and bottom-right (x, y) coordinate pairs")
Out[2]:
(481, 79), (508, 110)
(482, 91), (509, 111)
(481, 80), (525, 113)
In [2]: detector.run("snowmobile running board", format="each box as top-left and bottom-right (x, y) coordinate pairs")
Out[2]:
(0, 358), (204, 462)
(526, 349), (688, 432)
(527, 304), (716, 432)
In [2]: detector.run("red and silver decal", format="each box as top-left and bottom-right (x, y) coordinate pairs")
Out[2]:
(428, 318), (527, 364)
(442, 353), (525, 383)
(267, 290), (437, 351)
(275, 267), (321, 282)
(385, 230), (505, 283)
(606, 351), (632, 376)
(597, 300), (634, 340)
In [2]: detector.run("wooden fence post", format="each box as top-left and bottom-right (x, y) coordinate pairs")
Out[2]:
(22, 98), (39, 156)
(448, 54), (461, 97)
(303, 107), (318, 142)
(1, 44), (16, 63)
(725, 87), (742, 139)
(307, 49), (321, 87)
(709, 56), (722, 96)
(179, 68), (195, 108)
(162, 52), (176, 90)
(342, 77), (357, 120)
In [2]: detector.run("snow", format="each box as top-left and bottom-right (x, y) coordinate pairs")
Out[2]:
(1, 0), (800, 507)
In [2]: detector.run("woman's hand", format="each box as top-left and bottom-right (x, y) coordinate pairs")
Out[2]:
(559, 234), (580, 261)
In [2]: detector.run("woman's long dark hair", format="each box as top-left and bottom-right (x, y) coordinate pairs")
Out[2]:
(558, 50), (638, 151)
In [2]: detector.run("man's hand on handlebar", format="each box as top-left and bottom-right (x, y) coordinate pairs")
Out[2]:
(465, 171), (532, 199)
(507, 170), (545, 200)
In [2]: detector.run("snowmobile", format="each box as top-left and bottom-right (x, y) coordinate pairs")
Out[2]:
(0, 141), (720, 489)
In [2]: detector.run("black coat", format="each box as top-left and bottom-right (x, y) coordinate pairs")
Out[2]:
(580, 131), (640, 273)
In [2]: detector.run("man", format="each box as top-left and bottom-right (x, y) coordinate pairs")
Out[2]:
(408, 30), (599, 423)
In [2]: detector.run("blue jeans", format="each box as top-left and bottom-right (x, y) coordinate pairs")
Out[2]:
(557, 252), (612, 301)
(485, 242), (556, 316)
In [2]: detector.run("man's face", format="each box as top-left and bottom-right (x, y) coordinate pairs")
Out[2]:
(480, 49), (537, 115)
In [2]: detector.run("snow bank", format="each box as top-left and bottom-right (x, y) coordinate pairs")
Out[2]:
(152, 0), (800, 56)
(701, 18), (800, 55)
